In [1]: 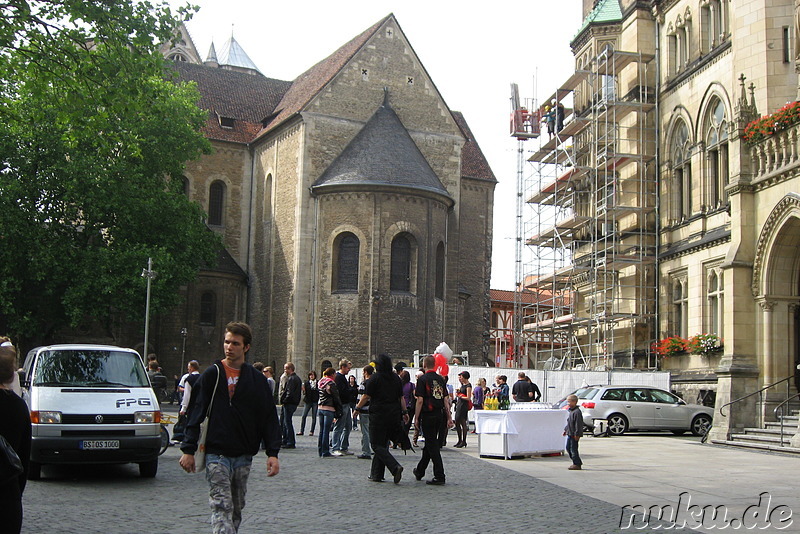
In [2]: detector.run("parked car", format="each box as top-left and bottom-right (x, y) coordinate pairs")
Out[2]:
(558, 385), (713, 436)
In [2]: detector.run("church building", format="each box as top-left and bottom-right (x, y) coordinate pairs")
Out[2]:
(152, 14), (497, 376)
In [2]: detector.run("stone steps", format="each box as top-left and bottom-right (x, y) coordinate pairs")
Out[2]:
(711, 438), (800, 454)
(715, 413), (800, 454)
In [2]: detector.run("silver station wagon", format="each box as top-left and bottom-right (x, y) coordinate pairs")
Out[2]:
(569, 385), (713, 436)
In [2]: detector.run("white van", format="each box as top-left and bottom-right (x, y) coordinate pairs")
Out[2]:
(21, 344), (161, 479)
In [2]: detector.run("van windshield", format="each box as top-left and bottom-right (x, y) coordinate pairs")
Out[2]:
(33, 349), (149, 388)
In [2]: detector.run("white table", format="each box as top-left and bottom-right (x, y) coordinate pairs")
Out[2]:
(475, 408), (568, 459)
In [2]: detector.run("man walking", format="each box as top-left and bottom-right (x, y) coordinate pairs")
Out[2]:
(180, 322), (280, 533)
(174, 360), (201, 442)
(512, 372), (534, 402)
(413, 355), (453, 485)
(279, 362), (302, 449)
(331, 359), (354, 456)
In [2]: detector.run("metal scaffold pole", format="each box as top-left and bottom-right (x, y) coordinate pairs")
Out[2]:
(514, 137), (525, 368)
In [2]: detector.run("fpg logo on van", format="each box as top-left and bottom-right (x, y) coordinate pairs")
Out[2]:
(116, 398), (152, 408)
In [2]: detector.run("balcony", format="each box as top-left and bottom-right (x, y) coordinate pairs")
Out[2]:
(749, 121), (800, 181)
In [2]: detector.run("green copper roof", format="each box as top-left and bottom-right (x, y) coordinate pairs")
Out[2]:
(574, 0), (623, 38)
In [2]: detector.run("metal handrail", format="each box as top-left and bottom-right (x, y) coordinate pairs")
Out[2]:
(773, 392), (800, 446)
(718, 375), (794, 418)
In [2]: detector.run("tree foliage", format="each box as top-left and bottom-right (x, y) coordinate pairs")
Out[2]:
(0, 1), (220, 343)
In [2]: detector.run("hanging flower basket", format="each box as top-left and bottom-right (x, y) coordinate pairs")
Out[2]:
(687, 333), (723, 356)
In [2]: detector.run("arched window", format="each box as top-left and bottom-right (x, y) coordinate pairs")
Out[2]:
(671, 277), (688, 337)
(390, 233), (412, 292)
(200, 292), (216, 325)
(208, 181), (225, 226)
(670, 120), (692, 221)
(705, 98), (728, 208)
(667, 24), (678, 76)
(333, 232), (359, 292)
(435, 242), (445, 300)
(701, 0), (729, 53)
(264, 174), (272, 222)
(707, 269), (723, 337)
(181, 175), (190, 197)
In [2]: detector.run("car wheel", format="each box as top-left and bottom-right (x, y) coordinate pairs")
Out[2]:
(139, 459), (158, 478)
(607, 414), (628, 436)
(671, 430), (686, 435)
(28, 461), (42, 480)
(691, 414), (712, 436)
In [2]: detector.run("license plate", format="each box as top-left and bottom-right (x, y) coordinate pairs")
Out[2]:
(80, 440), (120, 450)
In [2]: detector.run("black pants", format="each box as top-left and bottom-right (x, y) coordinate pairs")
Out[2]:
(1, 497), (22, 534)
(369, 412), (401, 480)
(417, 411), (445, 481)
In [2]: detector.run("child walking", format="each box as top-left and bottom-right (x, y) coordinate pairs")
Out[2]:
(563, 394), (584, 470)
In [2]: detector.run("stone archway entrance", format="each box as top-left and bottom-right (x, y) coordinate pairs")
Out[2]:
(755, 198), (800, 419)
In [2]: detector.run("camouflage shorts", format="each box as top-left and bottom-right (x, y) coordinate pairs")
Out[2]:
(205, 454), (253, 534)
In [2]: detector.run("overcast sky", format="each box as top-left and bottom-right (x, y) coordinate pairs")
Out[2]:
(174, 0), (583, 290)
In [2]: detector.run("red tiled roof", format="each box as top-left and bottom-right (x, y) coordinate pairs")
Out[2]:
(256, 15), (391, 139)
(452, 111), (497, 183)
(169, 62), (292, 143)
(490, 289), (548, 305)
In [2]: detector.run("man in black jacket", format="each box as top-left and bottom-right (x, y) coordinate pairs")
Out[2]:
(180, 322), (280, 533)
(331, 358), (354, 456)
(279, 362), (302, 448)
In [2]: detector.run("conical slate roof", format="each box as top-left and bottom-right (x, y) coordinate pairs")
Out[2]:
(574, 0), (622, 37)
(311, 97), (452, 204)
(217, 35), (259, 72)
(205, 42), (218, 63)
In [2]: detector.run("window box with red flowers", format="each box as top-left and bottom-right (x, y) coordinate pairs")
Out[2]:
(652, 336), (688, 359)
(743, 101), (800, 144)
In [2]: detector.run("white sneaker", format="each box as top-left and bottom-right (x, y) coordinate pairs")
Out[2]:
(331, 450), (344, 456)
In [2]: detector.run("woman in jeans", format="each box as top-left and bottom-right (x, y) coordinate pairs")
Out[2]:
(297, 371), (319, 436)
(317, 367), (342, 457)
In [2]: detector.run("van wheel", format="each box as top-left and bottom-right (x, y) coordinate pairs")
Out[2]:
(28, 461), (42, 480)
(139, 459), (158, 478)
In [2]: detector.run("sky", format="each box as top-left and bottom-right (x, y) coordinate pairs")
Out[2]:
(173, 0), (583, 290)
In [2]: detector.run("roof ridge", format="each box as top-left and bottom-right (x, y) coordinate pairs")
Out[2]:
(255, 14), (392, 138)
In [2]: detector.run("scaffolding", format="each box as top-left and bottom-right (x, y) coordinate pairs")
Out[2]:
(511, 45), (658, 370)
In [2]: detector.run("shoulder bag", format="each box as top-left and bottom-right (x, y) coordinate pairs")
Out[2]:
(0, 434), (23, 483)
(195, 364), (220, 473)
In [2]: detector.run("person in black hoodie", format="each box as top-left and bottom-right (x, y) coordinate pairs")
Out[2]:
(0, 342), (31, 534)
(180, 322), (281, 533)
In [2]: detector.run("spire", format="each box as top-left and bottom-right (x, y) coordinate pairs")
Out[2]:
(735, 73), (758, 128)
(204, 42), (218, 67)
(217, 34), (260, 74)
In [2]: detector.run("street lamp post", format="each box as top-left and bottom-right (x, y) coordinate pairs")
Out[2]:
(180, 327), (188, 372)
(142, 257), (157, 360)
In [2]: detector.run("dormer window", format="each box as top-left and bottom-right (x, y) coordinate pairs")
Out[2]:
(219, 116), (235, 129)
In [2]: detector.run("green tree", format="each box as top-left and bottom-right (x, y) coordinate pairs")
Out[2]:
(0, 1), (220, 344)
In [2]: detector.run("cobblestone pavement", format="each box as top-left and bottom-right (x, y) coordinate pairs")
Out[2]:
(21, 418), (690, 534)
